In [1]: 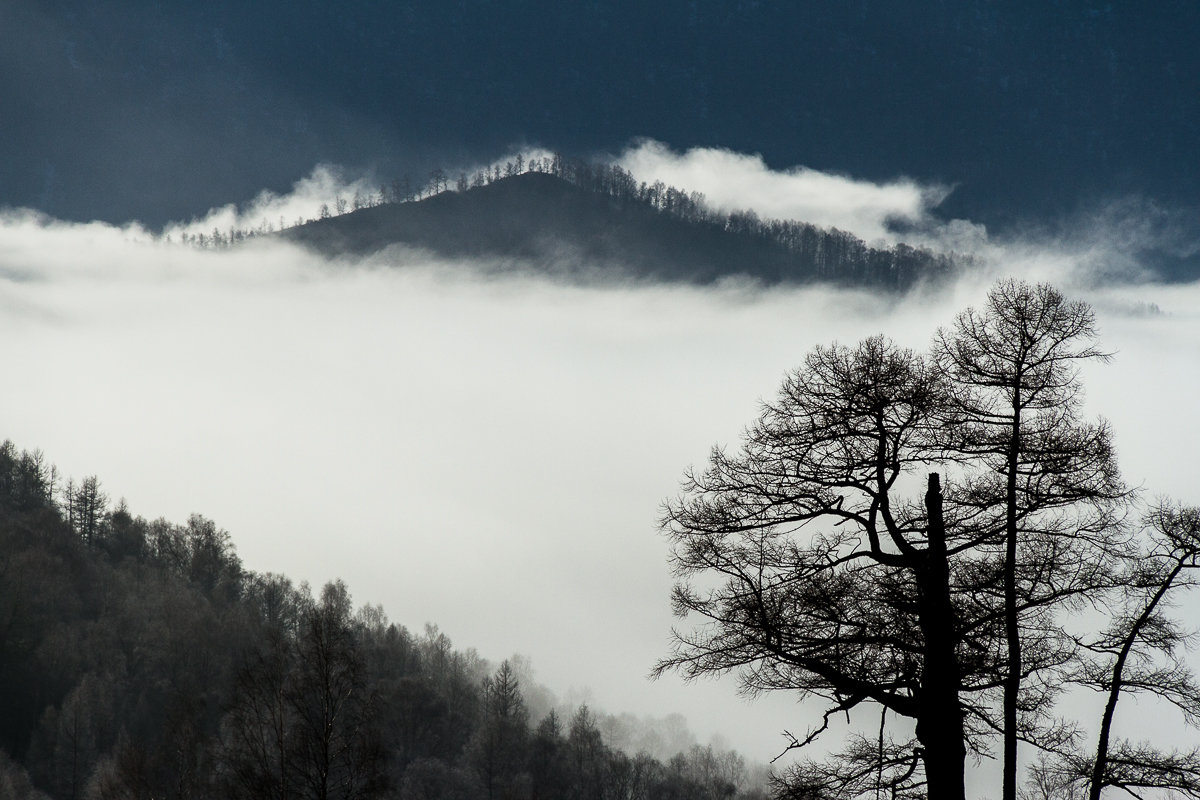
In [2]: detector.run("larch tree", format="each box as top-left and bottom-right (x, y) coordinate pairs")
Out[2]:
(932, 280), (1127, 800)
(222, 580), (383, 800)
(658, 336), (975, 800)
(657, 281), (1138, 799)
(467, 660), (530, 800)
(1058, 501), (1200, 800)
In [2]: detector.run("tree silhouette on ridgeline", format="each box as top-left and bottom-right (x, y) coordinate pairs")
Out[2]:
(183, 155), (961, 291)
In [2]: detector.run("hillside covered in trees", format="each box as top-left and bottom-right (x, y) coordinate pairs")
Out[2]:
(0, 441), (768, 800)
(274, 159), (960, 290)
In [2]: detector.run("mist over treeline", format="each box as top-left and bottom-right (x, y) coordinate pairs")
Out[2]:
(177, 155), (961, 291)
(0, 440), (769, 800)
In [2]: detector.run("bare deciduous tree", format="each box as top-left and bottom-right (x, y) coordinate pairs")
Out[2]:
(658, 282), (1154, 799)
(933, 280), (1127, 800)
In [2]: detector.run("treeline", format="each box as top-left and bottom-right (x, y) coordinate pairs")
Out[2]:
(0, 441), (767, 800)
(519, 156), (958, 288)
(180, 155), (958, 290)
(533, 156), (958, 289)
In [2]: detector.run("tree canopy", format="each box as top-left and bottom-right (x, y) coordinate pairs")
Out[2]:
(658, 280), (1199, 799)
(0, 440), (768, 800)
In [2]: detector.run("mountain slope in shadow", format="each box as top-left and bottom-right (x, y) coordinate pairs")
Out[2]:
(281, 172), (956, 289)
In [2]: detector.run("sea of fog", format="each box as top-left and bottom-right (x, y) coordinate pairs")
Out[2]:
(2, 144), (1198, 770)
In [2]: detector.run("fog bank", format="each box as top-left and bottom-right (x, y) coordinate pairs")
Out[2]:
(2, 155), (1198, 762)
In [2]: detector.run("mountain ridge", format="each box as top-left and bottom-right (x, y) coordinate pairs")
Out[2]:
(280, 170), (959, 289)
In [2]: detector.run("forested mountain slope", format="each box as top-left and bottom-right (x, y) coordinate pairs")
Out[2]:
(281, 166), (959, 290)
(0, 441), (766, 800)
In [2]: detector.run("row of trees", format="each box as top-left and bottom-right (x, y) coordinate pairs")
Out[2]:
(0, 441), (766, 800)
(475, 156), (958, 289)
(658, 280), (1200, 799)
(171, 157), (547, 249)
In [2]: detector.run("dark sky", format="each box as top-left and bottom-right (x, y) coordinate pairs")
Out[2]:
(3, 0), (1199, 229)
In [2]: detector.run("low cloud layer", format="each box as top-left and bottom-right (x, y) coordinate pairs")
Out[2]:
(2, 151), (1198, 762)
(614, 139), (952, 243)
(611, 139), (1200, 288)
(160, 165), (384, 241)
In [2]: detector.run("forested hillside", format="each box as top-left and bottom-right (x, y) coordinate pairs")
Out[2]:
(0, 441), (766, 800)
(275, 159), (960, 290)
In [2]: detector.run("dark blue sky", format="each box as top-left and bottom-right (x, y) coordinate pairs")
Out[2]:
(3, 0), (1198, 231)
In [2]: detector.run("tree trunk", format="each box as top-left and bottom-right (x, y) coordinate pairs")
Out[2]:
(1087, 560), (1186, 800)
(1003, 391), (1022, 800)
(917, 473), (968, 800)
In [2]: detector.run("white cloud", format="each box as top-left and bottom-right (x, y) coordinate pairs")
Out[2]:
(614, 139), (952, 243)
(160, 164), (383, 240)
(609, 141), (1200, 292)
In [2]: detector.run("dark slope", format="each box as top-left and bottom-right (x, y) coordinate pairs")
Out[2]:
(281, 172), (955, 289)
(0, 439), (767, 798)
